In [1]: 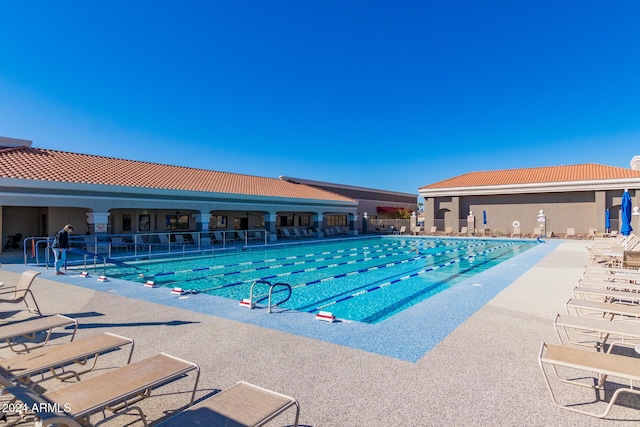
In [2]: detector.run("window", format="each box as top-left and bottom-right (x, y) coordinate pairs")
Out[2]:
(165, 214), (189, 230)
(299, 215), (311, 227)
(122, 214), (132, 232)
(327, 215), (347, 226)
(278, 215), (294, 227)
(211, 215), (227, 229)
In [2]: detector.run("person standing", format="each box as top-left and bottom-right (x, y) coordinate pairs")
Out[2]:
(52, 224), (73, 275)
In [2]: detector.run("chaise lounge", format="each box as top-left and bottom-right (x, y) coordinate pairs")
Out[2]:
(0, 332), (134, 387)
(155, 381), (300, 427)
(538, 341), (640, 418)
(0, 314), (78, 353)
(1, 352), (199, 427)
(0, 270), (43, 315)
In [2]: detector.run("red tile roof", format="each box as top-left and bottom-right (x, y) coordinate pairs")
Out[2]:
(420, 164), (640, 190)
(0, 147), (355, 202)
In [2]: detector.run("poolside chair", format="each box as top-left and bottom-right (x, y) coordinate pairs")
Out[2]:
(511, 227), (521, 238)
(281, 228), (294, 239)
(155, 381), (300, 427)
(109, 236), (129, 251)
(83, 236), (108, 254)
(174, 234), (190, 245)
(457, 226), (468, 236)
(158, 233), (178, 248)
(538, 341), (640, 418)
(623, 251), (640, 269)
(2, 352), (199, 427)
(292, 228), (304, 238)
(0, 314), (78, 354)
(565, 298), (640, 319)
(426, 226), (437, 236)
(0, 332), (134, 387)
(133, 234), (147, 251)
(398, 226), (407, 235)
(0, 271), (42, 315)
(213, 231), (225, 244)
(566, 227), (577, 239)
(444, 226), (453, 236)
(553, 313), (640, 350)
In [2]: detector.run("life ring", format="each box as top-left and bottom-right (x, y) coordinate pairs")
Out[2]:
(512, 220), (520, 228)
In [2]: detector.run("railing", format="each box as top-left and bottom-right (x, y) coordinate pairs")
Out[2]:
(24, 231), (270, 267)
(245, 279), (292, 313)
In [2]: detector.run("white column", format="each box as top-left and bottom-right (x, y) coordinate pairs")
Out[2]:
(86, 212), (111, 234)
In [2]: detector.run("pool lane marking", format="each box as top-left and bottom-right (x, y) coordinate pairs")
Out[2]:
(149, 238), (463, 282)
(147, 238), (461, 278)
(178, 240), (508, 295)
(306, 242), (518, 314)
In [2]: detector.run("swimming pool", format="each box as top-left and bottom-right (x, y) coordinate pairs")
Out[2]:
(90, 236), (539, 324)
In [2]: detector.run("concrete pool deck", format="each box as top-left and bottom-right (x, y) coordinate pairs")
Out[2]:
(0, 239), (639, 425)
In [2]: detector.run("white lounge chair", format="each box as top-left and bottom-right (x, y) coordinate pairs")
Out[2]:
(539, 342), (640, 418)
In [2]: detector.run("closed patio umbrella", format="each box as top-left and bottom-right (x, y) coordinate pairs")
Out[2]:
(482, 210), (487, 228)
(621, 190), (633, 250)
(605, 209), (610, 234)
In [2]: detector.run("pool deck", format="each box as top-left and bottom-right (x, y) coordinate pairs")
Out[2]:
(1, 239), (639, 426)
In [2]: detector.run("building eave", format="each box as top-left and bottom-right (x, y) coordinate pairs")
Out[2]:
(419, 178), (640, 197)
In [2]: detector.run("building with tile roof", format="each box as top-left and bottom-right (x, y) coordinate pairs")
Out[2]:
(0, 136), (363, 249)
(419, 161), (640, 237)
(279, 176), (417, 219)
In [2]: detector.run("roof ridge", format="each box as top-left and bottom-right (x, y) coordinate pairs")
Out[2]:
(33, 147), (286, 182)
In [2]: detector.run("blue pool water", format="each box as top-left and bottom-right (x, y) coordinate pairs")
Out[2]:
(94, 236), (539, 324)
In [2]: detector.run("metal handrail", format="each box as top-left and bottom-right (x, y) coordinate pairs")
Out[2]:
(248, 279), (292, 313)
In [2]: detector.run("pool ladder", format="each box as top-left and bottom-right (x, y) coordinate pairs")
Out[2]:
(244, 279), (292, 313)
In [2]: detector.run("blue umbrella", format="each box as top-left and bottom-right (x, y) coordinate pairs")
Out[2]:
(605, 209), (610, 233)
(621, 190), (633, 249)
(482, 210), (487, 226)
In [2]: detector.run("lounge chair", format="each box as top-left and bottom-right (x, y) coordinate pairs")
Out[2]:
(426, 226), (437, 235)
(511, 227), (521, 238)
(281, 228), (294, 239)
(292, 228), (304, 238)
(553, 313), (640, 350)
(227, 231), (240, 242)
(566, 227), (577, 239)
(623, 251), (640, 269)
(565, 298), (640, 320)
(457, 226), (468, 236)
(109, 237), (129, 251)
(0, 314), (78, 353)
(444, 226), (453, 236)
(83, 236), (108, 254)
(538, 341), (640, 418)
(174, 234), (191, 245)
(0, 332), (134, 387)
(398, 226), (407, 235)
(155, 381), (300, 427)
(213, 231), (225, 245)
(0, 270), (42, 315)
(158, 233), (179, 247)
(2, 352), (200, 427)
(572, 285), (640, 305)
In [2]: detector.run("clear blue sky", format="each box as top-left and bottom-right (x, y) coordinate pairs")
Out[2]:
(1, 1), (639, 195)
